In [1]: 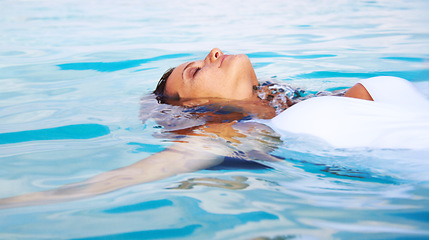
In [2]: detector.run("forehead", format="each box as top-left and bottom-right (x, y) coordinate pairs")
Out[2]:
(164, 62), (188, 97)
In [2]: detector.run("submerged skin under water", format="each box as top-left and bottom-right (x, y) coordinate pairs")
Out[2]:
(1, 0), (429, 239)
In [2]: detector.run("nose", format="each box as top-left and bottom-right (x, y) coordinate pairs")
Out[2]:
(205, 48), (224, 63)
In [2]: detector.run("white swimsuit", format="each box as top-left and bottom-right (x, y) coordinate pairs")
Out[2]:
(264, 76), (429, 149)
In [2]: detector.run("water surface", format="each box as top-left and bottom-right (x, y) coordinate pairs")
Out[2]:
(1, 0), (429, 239)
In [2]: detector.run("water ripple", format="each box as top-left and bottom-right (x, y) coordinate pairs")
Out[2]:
(72, 224), (202, 240)
(0, 124), (110, 145)
(248, 52), (336, 59)
(104, 199), (173, 214)
(294, 69), (429, 82)
(57, 54), (191, 72)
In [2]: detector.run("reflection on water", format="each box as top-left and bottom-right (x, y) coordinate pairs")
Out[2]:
(172, 176), (249, 190)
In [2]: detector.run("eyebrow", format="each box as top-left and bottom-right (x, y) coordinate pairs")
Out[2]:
(182, 62), (194, 80)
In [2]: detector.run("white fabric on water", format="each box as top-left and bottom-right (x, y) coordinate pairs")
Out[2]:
(265, 76), (429, 149)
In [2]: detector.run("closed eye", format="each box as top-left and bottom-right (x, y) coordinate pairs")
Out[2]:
(193, 67), (201, 77)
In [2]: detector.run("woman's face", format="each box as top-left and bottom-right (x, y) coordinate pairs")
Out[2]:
(164, 48), (258, 100)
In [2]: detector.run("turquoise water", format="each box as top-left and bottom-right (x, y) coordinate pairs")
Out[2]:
(1, 0), (429, 239)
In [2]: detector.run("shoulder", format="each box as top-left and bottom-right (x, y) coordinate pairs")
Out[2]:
(344, 83), (373, 101)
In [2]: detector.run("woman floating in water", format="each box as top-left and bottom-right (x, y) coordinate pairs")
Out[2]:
(152, 48), (429, 149)
(1, 48), (429, 208)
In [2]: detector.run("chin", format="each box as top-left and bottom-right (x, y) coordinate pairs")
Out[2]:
(232, 54), (255, 73)
(235, 54), (251, 63)
(237, 55), (258, 84)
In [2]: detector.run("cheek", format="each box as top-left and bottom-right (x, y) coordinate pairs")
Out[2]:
(193, 64), (247, 99)
(200, 78), (226, 97)
(186, 76), (213, 98)
(197, 70), (226, 92)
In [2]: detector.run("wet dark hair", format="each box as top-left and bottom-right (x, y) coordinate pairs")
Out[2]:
(153, 67), (175, 103)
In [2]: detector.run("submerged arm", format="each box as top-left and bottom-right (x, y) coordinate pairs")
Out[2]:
(0, 121), (279, 209)
(0, 137), (226, 209)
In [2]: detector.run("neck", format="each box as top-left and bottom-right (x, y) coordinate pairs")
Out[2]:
(177, 96), (277, 120)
